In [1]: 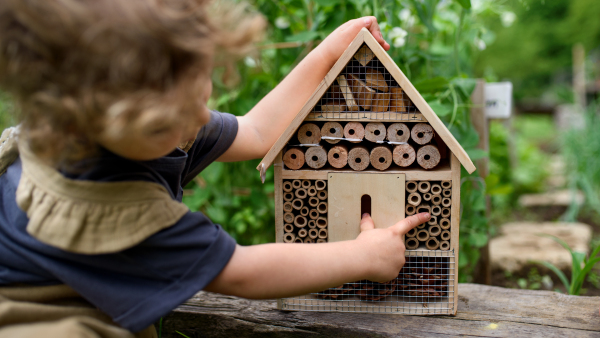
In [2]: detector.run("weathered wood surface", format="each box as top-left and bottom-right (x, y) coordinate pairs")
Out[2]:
(161, 283), (600, 337)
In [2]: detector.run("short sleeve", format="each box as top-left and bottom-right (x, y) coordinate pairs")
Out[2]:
(182, 111), (238, 186)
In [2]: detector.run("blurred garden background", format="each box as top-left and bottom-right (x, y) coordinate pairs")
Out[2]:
(1, 0), (600, 294)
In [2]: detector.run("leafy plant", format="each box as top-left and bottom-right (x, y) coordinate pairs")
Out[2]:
(533, 234), (600, 295)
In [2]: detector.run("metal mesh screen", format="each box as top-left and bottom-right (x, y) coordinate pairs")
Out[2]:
(307, 43), (422, 121)
(281, 250), (455, 315)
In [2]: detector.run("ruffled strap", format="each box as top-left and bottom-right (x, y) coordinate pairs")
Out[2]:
(16, 141), (189, 254)
(0, 126), (20, 177)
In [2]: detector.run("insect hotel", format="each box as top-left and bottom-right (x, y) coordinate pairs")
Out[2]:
(257, 28), (476, 315)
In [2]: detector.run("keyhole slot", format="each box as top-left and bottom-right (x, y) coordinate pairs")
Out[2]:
(361, 194), (372, 217)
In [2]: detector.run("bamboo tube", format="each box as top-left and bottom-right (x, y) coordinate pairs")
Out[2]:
(305, 146), (327, 169)
(348, 74), (375, 109)
(316, 217), (327, 229)
(443, 189), (452, 198)
(321, 101), (346, 113)
(418, 181), (431, 193)
(417, 204), (431, 214)
(365, 122), (386, 143)
(440, 240), (450, 251)
(300, 206), (309, 217)
(336, 75), (360, 111)
(440, 218), (450, 230)
(431, 205), (442, 216)
(405, 204), (416, 216)
(387, 123), (410, 142)
(406, 181), (418, 193)
(417, 145), (441, 169)
(328, 144), (348, 169)
(283, 213), (294, 223)
(406, 238), (419, 250)
(417, 222), (426, 229)
(292, 198), (303, 210)
(407, 192), (421, 206)
(295, 188), (307, 199)
(308, 228), (318, 239)
(294, 215), (307, 228)
(308, 220), (316, 229)
(427, 216), (437, 226)
(389, 87), (409, 112)
(411, 123), (434, 145)
(423, 193), (432, 201)
(431, 195), (442, 206)
(441, 230), (451, 241)
(370, 146), (392, 170)
(321, 122), (344, 144)
(283, 181), (293, 192)
(294, 238), (304, 243)
(441, 180), (452, 189)
(284, 224), (294, 233)
(283, 148), (305, 170)
(301, 180), (311, 189)
(348, 146), (370, 171)
(315, 180), (326, 190)
(426, 237), (440, 250)
(283, 202), (293, 213)
(392, 144), (416, 167)
(298, 228), (308, 238)
(442, 197), (452, 207)
(441, 208), (451, 218)
(317, 239), (327, 243)
(308, 197), (319, 207)
(318, 229), (328, 239)
(372, 92), (390, 112)
(283, 233), (295, 243)
(317, 190), (327, 200)
(309, 209), (319, 220)
(298, 123), (321, 144)
(429, 225), (441, 237)
(343, 122), (365, 143)
(304, 238), (314, 244)
(317, 202), (328, 214)
(307, 186), (317, 197)
(417, 230), (430, 242)
(431, 184), (442, 195)
(365, 68), (388, 92)
(406, 228), (417, 238)
(292, 180), (302, 189)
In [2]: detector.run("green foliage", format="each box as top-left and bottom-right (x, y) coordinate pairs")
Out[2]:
(0, 92), (16, 131)
(514, 268), (552, 290)
(533, 234), (600, 295)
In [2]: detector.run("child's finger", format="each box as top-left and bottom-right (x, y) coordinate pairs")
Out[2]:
(360, 213), (375, 232)
(391, 213), (430, 235)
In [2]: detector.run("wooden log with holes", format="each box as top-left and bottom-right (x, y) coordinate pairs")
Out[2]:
(387, 123), (410, 143)
(411, 123), (434, 145)
(321, 122), (344, 144)
(365, 68), (388, 92)
(348, 74), (375, 109)
(389, 87), (408, 112)
(327, 144), (348, 169)
(372, 92), (390, 112)
(353, 45), (374, 66)
(369, 146), (392, 171)
(283, 148), (305, 170)
(343, 122), (365, 143)
(392, 144), (415, 167)
(347, 146), (370, 171)
(298, 123), (321, 144)
(305, 146), (327, 169)
(417, 145), (441, 169)
(364, 122), (386, 143)
(336, 75), (360, 111)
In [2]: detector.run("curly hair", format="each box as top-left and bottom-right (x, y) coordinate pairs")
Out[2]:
(0, 0), (264, 167)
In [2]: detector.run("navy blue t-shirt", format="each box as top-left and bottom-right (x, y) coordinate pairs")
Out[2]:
(0, 111), (238, 332)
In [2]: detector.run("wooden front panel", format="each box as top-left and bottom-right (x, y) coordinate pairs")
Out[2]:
(327, 173), (405, 242)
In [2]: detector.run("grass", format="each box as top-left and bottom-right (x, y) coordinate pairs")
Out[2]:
(0, 92), (16, 131)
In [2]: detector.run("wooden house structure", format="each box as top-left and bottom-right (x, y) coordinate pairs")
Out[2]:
(257, 28), (476, 315)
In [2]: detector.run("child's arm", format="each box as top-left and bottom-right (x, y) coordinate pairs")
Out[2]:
(217, 17), (390, 162)
(204, 213), (428, 299)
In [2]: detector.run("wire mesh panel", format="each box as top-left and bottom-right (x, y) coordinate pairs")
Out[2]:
(281, 250), (456, 315)
(307, 43), (422, 121)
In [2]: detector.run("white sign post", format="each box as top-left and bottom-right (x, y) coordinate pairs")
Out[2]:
(484, 82), (513, 119)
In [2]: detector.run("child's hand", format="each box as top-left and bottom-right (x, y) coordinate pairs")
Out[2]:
(318, 17), (390, 66)
(355, 212), (430, 283)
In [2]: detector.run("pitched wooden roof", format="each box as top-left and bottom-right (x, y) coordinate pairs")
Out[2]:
(257, 28), (476, 178)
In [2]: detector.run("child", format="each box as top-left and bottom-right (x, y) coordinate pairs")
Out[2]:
(0, 1), (429, 337)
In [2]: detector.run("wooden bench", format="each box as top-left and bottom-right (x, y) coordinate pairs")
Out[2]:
(161, 283), (600, 337)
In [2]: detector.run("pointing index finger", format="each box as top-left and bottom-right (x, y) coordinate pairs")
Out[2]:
(393, 213), (430, 235)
